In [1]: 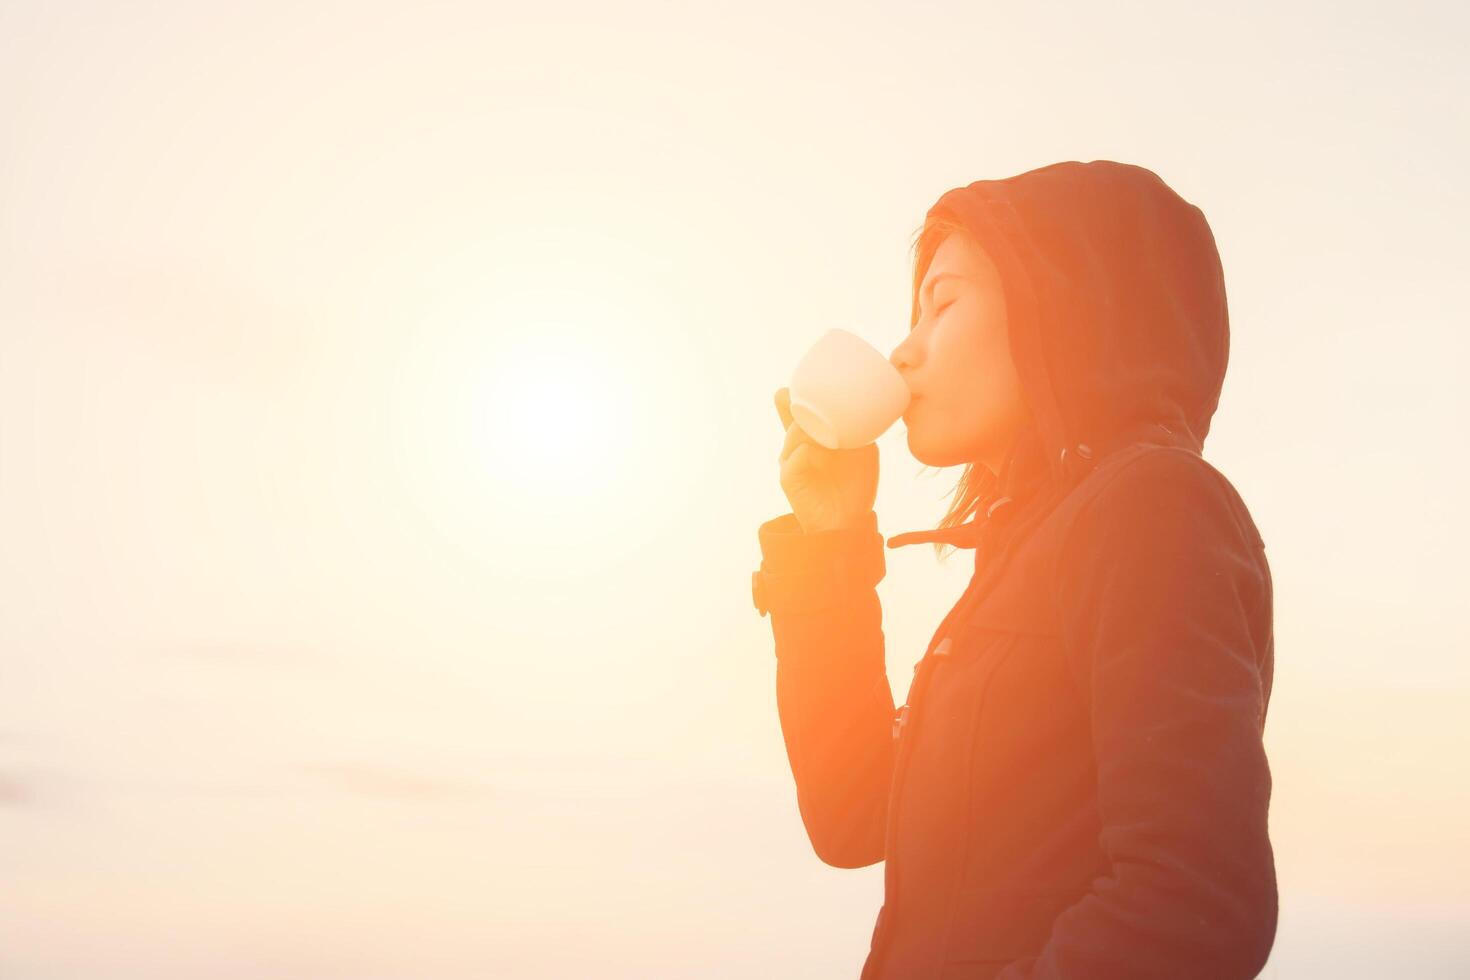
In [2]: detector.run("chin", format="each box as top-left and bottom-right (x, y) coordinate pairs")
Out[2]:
(906, 427), (966, 469)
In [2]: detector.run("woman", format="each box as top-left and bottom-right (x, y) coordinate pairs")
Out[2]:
(752, 160), (1277, 980)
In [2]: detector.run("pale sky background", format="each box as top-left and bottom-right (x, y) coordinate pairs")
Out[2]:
(2, 2), (1467, 978)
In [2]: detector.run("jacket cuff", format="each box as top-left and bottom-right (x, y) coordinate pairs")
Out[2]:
(752, 511), (885, 617)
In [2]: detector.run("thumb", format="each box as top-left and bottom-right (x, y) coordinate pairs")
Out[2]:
(774, 387), (794, 430)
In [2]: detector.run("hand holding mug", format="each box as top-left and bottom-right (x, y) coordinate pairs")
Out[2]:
(774, 386), (879, 534)
(770, 328), (911, 533)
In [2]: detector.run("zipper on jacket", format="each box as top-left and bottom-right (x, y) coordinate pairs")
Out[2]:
(889, 634), (950, 739)
(867, 502), (1051, 978)
(868, 632), (949, 978)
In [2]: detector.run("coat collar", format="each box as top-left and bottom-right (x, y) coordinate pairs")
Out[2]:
(884, 417), (1200, 555)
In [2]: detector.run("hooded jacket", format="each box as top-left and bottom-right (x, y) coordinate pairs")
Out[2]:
(752, 160), (1277, 979)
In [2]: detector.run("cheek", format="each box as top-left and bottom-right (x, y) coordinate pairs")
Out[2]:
(929, 318), (985, 390)
(934, 316), (1016, 413)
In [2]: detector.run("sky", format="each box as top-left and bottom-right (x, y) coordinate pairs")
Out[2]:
(1, 1), (1467, 977)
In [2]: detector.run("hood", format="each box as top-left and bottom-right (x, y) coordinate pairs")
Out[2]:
(887, 159), (1230, 552)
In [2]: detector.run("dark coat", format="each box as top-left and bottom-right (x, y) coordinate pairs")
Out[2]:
(752, 161), (1277, 979)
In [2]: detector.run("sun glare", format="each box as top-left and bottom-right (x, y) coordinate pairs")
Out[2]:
(381, 232), (711, 581)
(474, 341), (626, 480)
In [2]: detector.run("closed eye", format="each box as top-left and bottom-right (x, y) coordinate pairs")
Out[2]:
(912, 298), (957, 331)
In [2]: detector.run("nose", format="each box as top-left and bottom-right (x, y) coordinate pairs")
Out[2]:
(889, 339), (916, 384)
(888, 340), (907, 371)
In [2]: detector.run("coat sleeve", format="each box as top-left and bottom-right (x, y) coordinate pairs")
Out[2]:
(755, 509), (895, 869)
(996, 453), (1277, 980)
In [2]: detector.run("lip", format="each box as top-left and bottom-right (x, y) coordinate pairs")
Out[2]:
(902, 395), (920, 418)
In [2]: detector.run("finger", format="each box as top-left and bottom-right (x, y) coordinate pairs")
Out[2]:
(774, 387), (794, 430)
(782, 423), (805, 467)
(784, 439), (814, 476)
(779, 420), (811, 465)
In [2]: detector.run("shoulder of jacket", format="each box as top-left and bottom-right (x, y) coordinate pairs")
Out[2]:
(1074, 445), (1264, 550)
(1091, 443), (1221, 494)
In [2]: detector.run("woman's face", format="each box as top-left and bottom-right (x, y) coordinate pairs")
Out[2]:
(889, 232), (1030, 473)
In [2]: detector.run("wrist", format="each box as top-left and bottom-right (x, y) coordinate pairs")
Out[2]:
(798, 509), (878, 536)
(752, 514), (887, 618)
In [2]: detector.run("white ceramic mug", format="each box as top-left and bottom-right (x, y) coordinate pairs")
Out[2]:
(788, 328), (912, 450)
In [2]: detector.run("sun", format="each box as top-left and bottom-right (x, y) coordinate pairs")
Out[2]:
(388, 315), (647, 554)
(472, 337), (626, 482)
(380, 236), (708, 581)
